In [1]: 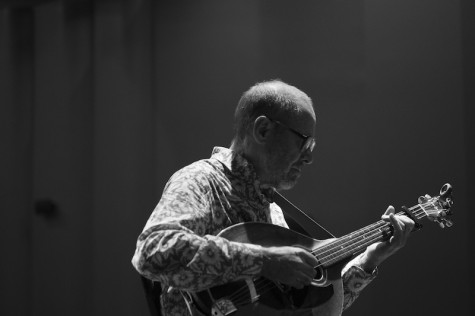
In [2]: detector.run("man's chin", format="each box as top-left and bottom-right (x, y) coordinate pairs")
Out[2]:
(277, 178), (298, 191)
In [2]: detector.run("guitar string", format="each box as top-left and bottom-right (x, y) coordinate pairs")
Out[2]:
(311, 205), (429, 266)
(311, 200), (447, 267)
(314, 225), (393, 267)
(310, 201), (437, 261)
(310, 203), (425, 257)
(217, 201), (442, 309)
(311, 214), (402, 260)
(310, 208), (420, 261)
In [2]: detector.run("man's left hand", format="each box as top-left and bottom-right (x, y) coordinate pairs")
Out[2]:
(359, 205), (415, 272)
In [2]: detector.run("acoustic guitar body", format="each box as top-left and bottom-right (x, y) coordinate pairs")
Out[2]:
(190, 222), (346, 316)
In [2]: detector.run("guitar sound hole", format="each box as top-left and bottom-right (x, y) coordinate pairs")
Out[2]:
(313, 266), (324, 282)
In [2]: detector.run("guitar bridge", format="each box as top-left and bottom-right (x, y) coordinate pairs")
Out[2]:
(211, 298), (237, 316)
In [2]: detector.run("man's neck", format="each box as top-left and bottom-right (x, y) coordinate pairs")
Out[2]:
(230, 139), (277, 191)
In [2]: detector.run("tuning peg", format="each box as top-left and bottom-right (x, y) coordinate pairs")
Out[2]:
(440, 183), (453, 197)
(433, 218), (445, 228)
(418, 194), (432, 204)
(442, 218), (453, 228)
(434, 217), (453, 229)
(445, 198), (454, 213)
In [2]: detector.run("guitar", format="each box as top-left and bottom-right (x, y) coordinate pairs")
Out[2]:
(186, 184), (454, 316)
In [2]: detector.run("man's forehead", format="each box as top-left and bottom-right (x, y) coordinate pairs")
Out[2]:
(297, 99), (315, 116)
(291, 99), (316, 121)
(277, 106), (316, 136)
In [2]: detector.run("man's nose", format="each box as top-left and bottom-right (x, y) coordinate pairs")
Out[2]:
(301, 148), (313, 165)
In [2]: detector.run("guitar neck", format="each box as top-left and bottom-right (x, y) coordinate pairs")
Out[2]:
(314, 204), (427, 267)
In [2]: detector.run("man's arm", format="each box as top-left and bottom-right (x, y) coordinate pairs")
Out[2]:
(131, 166), (267, 292)
(132, 167), (318, 292)
(132, 224), (266, 291)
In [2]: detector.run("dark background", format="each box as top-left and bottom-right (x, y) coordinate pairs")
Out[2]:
(1, 0), (473, 315)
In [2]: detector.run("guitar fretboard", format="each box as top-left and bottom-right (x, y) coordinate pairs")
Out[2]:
(313, 205), (427, 267)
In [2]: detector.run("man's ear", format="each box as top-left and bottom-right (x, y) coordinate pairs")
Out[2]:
(253, 116), (273, 145)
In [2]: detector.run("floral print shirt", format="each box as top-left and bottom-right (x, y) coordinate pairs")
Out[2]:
(132, 147), (377, 316)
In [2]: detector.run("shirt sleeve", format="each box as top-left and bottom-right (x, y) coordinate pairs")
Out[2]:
(341, 253), (378, 310)
(131, 165), (265, 292)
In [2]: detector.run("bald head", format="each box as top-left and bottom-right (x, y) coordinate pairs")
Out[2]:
(233, 80), (314, 144)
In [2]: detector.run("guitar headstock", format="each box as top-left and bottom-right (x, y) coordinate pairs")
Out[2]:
(416, 183), (454, 228)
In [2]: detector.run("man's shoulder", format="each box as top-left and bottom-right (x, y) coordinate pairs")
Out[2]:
(183, 157), (224, 173)
(169, 158), (225, 183)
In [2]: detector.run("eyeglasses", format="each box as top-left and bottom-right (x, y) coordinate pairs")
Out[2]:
(267, 117), (316, 153)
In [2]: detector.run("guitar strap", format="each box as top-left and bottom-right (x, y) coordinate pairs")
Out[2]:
(273, 191), (336, 239)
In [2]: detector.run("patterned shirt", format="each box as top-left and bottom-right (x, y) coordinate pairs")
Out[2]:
(132, 147), (377, 315)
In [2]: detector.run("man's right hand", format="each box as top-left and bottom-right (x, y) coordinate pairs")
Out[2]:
(260, 246), (318, 289)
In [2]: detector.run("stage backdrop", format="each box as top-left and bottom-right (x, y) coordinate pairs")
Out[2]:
(1, 0), (473, 315)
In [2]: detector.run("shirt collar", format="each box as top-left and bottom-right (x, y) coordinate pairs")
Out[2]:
(211, 147), (275, 204)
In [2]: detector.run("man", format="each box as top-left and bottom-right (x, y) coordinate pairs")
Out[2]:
(132, 80), (414, 315)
